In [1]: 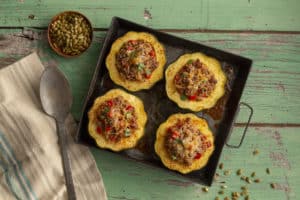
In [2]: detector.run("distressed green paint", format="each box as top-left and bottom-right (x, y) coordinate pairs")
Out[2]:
(0, 0), (300, 31)
(0, 29), (299, 123)
(92, 127), (299, 200)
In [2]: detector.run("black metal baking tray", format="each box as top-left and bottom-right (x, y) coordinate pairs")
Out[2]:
(75, 17), (253, 186)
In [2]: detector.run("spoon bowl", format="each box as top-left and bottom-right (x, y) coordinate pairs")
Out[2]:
(40, 67), (72, 121)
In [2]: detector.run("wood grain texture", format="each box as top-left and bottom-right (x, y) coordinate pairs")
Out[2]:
(92, 127), (299, 200)
(0, 29), (299, 123)
(1, 0), (300, 31)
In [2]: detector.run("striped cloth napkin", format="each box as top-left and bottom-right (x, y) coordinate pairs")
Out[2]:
(0, 53), (107, 200)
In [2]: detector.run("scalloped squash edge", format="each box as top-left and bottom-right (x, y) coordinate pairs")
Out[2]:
(88, 89), (147, 151)
(165, 52), (227, 111)
(154, 113), (215, 174)
(105, 31), (166, 91)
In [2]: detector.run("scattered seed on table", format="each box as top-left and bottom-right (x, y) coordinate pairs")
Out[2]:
(270, 183), (276, 189)
(251, 172), (256, 177)
(237, 169), (242, 176)
(241, 176), (246, 181)
(253, 149), (259, 155)
(224, 197), (230, 200)
(218, 190), (224, 195)
(232, 192), (240, 198)
(221, 185), (227, 189)
(245, 177), (252, 184)
(215, 197), (220, 200)
(241, 186), (247, 191)
(219, 163), (224, 170)
(254, 178), (261, 183)
(224, 170), (231, 176)
(266, 168), (271, 174)
(202, 187), (209, 192)
(245, 195), (250, 200)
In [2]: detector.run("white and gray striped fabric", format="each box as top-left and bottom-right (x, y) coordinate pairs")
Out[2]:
(0, 53), (107, 200)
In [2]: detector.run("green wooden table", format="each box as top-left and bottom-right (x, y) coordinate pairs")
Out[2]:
(1, 1), (299, 199)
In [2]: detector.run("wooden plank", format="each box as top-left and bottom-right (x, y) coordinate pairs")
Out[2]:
(1, 0), (300, 31)
(0, 29), (299, 124)
(92, 127), (300, 200)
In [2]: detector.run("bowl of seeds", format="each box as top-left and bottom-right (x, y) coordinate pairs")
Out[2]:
(48, 11), (93, 57)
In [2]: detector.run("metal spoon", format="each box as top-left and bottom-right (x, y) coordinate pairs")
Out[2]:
(39, 66), (76, 200)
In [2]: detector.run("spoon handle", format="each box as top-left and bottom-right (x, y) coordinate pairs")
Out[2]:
(57, 121), (77, 200)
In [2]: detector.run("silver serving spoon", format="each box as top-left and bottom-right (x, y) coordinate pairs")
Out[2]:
(40, 66), (76, 200)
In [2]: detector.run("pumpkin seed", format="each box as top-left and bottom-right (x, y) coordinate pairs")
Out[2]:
(202, 187), (209, 192)
(219, 163), (224, 170)
(237, 169), (242, 176)
(218, 190), (224, 195)
(254, 178), (261, 183)
(270, 183), (276, 189)
(266, 168), (270, 174)
(241, 186), (247, 191)
(253, 149), (259, 155)
(251, 172), (256, 177)
(224, 170), (230, 176)
(245, 177), (251, 184)
(215, 197), (220, 200)
(221, 185), (227, 189)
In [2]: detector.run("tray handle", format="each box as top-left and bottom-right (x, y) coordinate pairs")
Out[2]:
(226, 102), (253, 148)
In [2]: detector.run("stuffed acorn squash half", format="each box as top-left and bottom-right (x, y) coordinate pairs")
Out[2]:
(155, 113), (214, 174)
(166, 52), (226, 111)
(106, 31), (166, 91)
(88, 89), (147, 151)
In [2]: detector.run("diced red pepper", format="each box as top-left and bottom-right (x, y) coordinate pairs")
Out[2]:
(145, 73), (151, 79)
(171, 131), (180, 139)
(107, 110), (113, 118)
(105, 126), (112, 132)
(194, 153), (202, 159)
(126, 105), (133, 110)
(109, 134), (117, 141)
(96, 126), (102, 134)
(149, 50), (155, 57)
(107, 100), (113, 107)
(174, 75), (180, 81)
(127, 46), (133, 51)
(188, 95), (197, 101)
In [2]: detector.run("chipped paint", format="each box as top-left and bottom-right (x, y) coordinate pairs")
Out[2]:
(272, 131), (283, 146)
(144, 8), (152, 20)
(269, 152), (291, 170)
(276, 82), (286, 92)
(165, 179), (194, 187)
(0, 33), (35, 67)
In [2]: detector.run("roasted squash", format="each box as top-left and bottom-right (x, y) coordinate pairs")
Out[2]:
(165, 52), (226, 111)
(88, 89), (147, 151)
(106, 31), (166, 91)
(155, 113), (214, 174)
